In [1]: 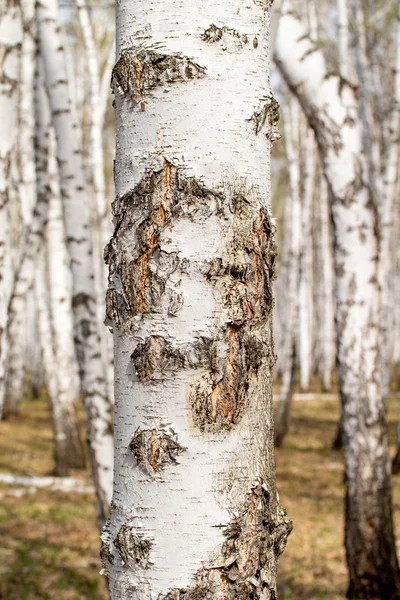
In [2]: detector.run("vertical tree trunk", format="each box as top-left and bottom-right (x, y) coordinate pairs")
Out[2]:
(37, 0), (113, 520)
(274, 97), (301, 446)
(275, 3), (400, 597)
(102, 2), (291, 598)
(318, 176), (336, 392)
(380, 3), (400, 399)
(3, 0), (37, 418)
(0, 0), (23, 417)
(33, 76), (85, 475)
(76, 0), (114, 403)
(298, 120), (315, 392)
(47, 129), (85, 472)
(337, 0), (351, 80)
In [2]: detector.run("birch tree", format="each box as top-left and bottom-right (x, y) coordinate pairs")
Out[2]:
(274, 97), (301, 446)
(37, 0), (113, 519)
(76, 0), (114, 402)
(101, 1), (291, 597)
(3, 0), (37, 418)
(0, 0), (22, 417)
(298, 119), (315, 392)
(275, 2), (400, 597)
(317, 175), (335, 392)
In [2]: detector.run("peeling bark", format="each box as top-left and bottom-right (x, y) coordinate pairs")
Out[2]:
(113, 50), (206, 101)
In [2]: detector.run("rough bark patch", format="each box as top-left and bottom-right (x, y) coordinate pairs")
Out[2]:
(112, 49), (206, 100)
(115, 520), (153, 569)
(106, 166), (277, 433)
(105, 163), (223, 330)
(159, 481), (292, 600)
(201, 25), (249, 51)
(129, 427), (186, 475)
(250, 92), (280, 140)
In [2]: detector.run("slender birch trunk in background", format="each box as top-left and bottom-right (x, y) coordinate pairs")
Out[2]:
(102, 1), (291, 597)
(37, 0), (113, 520)
(77, 0), (114, 403)
(298, 119), (315, 392)
(4, 0), (37, 418)
(33, 78), (84, 475)
(0, 0), (22, 418)
(381, 4), (400, 401)
(275, 97), (301, 446)
(318, 176), (335, 392)
(36, 243), (78, 476)
(337, 0), (351, 81)
(275, 2), (400, 597)
(47, 131), (85, 472)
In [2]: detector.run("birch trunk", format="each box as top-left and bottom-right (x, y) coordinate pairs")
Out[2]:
(3, 0), (37, 418)
(298, 120), (315, 392)
(337, 0), (351, 81)
(380, 3), (400, 398)
(76, 0), (114, 404)
(275, 3), (400, 597)
(37, 0), (113, 519)
(102, 2), (291, 598)
(274, 97), (301, 446)
(0, 0), (22, 417)
(318, 176), (335, 393)
(47, 130), (85, 472)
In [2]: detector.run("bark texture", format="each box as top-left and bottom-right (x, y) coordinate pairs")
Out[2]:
(102, 1), (291, 598)
(275, 3), (400, 598)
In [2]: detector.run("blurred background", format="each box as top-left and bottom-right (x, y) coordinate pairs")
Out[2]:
(1, 0), (400, 598)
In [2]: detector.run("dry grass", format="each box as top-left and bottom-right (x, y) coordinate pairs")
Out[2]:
(0, 393), (399, 599)
(275, 395), (400, 599)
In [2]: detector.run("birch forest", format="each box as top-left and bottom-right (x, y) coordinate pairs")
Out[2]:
(1, 0), (400, 598)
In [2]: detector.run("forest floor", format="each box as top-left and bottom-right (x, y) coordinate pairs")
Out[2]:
(1, 393), (400, 599)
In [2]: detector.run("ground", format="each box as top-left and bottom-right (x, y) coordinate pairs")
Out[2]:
(0, 393), (400, 599)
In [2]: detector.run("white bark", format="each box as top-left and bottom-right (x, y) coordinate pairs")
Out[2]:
(47, 129), (85, 473)
(275, 97), (301, 445)
(102, 2), (291, 598)
(318, 175), (336, 392)
(0, 0), (23, 417)
(37, 0), (113, 519)
(337, 0), (351, 80)
(298, 119), (315, 392)
(380, 4), (400, 395)
(77, 0), (114, 405)
(3, 0), (37, 418)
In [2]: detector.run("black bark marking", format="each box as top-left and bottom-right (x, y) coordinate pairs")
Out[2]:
(131, 336), (184, 381)
(159, 481), (292, 600)
(112, 49), (206, 100)
(129, 427), (186, 475)
(250, 92), (280, 139)
(115, 521), (152, 569)
(201, 25), (249, 49)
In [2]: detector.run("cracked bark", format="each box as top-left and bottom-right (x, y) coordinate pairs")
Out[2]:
(275, 2), (400, 597)
(102, 1), (290, 598)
